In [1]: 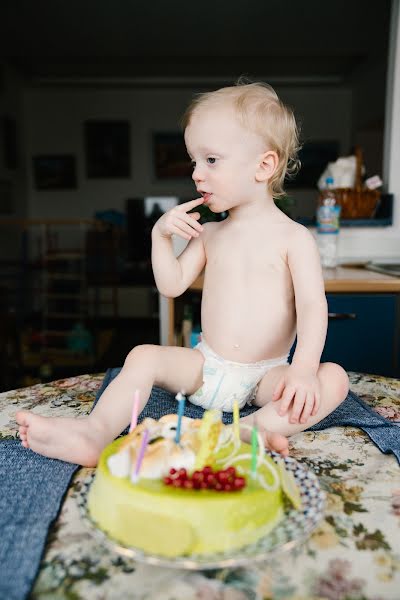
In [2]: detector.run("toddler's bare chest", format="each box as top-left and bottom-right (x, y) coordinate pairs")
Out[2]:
(206, 239), (288, 283)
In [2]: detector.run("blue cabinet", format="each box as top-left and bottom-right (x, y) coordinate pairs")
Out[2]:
(321, 294), (399, 377)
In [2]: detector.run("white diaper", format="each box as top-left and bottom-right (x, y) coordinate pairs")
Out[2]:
(189, 337), (289, 412)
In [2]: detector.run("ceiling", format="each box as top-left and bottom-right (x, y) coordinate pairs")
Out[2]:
(0, 0), (392, 86)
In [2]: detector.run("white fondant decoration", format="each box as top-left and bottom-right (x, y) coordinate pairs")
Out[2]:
(107, 447), (131, 478)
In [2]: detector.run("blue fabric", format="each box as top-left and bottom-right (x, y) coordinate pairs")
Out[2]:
(0, 442), (78, 600)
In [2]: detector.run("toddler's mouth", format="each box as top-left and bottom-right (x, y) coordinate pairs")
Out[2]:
(201, 192), (212, 203)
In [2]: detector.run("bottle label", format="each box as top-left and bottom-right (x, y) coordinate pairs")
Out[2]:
(317, 206), (341, 234)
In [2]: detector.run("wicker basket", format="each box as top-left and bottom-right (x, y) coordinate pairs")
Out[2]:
(319, 147), (381, 219)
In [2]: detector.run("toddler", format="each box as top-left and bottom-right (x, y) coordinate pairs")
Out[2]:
(17, 81), (349, 465)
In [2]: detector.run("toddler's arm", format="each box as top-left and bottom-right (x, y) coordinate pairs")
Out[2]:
(288, 226), (328, 373)
(272, 226), (327, 423)
(151, 198), (207, 297)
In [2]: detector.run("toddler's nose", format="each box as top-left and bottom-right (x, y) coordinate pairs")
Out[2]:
(192, 163), (204, 184)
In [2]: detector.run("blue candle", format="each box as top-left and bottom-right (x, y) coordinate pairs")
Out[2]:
(175, 391), (186, 444)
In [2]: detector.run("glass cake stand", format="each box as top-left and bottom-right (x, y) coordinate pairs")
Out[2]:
(78, 453), (325, 570)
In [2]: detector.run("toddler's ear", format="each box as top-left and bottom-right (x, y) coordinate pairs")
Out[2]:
(255, 150), (279, 182)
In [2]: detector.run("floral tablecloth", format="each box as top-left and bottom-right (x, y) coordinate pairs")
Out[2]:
(1, 372), (399, 600)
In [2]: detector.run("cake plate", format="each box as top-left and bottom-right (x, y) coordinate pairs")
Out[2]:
(77, 453), (325, 570)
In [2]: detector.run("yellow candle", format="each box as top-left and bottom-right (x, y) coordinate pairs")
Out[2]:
(233, 398), (240, 442)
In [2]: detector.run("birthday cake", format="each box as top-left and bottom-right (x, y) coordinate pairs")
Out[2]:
(87, 410), (301, 557)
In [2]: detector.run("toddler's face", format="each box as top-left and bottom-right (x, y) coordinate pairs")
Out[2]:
(184, 105), (266, 213)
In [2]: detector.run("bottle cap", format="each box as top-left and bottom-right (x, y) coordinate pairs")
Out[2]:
(325, 176), (334, 186)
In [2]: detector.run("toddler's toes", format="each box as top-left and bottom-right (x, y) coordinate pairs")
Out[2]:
(264, 431), (289, 457)
(21, 440), (29, 448)
(16, 410), (29, 427)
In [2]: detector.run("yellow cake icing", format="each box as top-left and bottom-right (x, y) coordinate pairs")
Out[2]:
(88, 413), (288, 557)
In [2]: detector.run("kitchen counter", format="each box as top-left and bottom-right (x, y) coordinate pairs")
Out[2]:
(323, 265), (400, 292)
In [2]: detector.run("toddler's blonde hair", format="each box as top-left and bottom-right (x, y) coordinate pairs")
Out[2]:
(182, 80), (301, 199)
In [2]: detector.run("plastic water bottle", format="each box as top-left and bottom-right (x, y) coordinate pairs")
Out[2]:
(316, 177), (341, 268)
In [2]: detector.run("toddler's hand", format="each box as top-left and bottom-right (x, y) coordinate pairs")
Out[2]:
(153, 197), (204, 241)
(272, 367), (320, 424)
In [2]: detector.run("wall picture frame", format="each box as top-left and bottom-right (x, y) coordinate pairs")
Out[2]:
(33, 155), (77, 190)
(153, 132), (192, 180)
(84, 120), (130, 178)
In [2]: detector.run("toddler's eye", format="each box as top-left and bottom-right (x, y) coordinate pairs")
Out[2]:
(207, 157), (216, 164)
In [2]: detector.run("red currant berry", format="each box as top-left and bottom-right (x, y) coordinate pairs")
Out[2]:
(172, 479), (182, 488)
(216, 471), (229, 484)
(234, 477), (246, 489)
(169, 468), (177, 475)
(163, 476), (173, 485)
(215, 482), (223, 491)
(200, 481), (208, 489)
(202, 466), (213, 475)
(224, 484), (232, 492)
(183, 479), (194, 489)
(178, 468), (187, 478)
(206, 474), (217, 487)
(226, 466), (236, 476)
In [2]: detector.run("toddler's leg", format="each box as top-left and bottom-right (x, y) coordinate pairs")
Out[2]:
(16, 345), (204, 466)
(241, 362), (349, 454)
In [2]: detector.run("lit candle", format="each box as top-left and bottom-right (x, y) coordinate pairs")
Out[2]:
(175, 391), (186, 444)
(233, 398), (240, 442)
(251, 421), (258, 478)
(129, 389), (140, 433)
(132, 428), (149, 483)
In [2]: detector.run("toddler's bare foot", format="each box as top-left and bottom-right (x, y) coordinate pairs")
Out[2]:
(240, 425), (289, 457)
(262, 430), (289, 457)
(16, 411), (107, 466)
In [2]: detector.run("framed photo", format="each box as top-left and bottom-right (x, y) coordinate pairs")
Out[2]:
(33, 155), (77, 190)
(84, 120), (130, 178)
(153, 132), (192, 180)
(0, 180), (14, 214)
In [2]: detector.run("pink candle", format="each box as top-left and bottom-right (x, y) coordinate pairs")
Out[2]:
(129, 389), (140, 433)
(132, 429), (150, 483)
